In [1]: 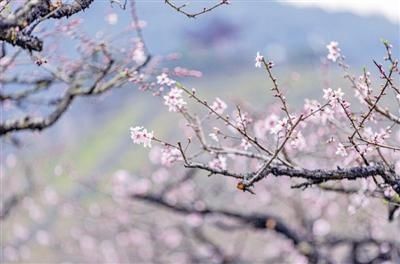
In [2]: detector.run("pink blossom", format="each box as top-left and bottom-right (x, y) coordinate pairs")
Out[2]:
(210, 97), (227, 115)
(354, 73), (372, 103)
(164, 87), (187, 112)
(130, 126), (153, 148)
(255, 51), (263, 68)
(326, 41), (341, 62)
(208, 156), (227, 171)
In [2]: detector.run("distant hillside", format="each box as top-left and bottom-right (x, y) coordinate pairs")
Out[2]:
(135, 2), (399, 66)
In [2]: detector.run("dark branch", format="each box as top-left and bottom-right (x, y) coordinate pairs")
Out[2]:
(236, 164), (399, 195)
(0, 55), (151, 136)
(0, 0), (94, 51)
(164, 0), (229, 18)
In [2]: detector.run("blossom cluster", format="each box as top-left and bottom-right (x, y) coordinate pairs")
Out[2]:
(322, 87), (345, 107)
(163, 87), (187, 112)
(129, 42), (400, 198)
(130, 126), (153, 148)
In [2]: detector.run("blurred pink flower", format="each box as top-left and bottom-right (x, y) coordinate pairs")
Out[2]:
(161, 147), (182, 167)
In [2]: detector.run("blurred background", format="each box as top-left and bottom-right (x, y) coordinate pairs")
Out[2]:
(2, 0), (399, 263)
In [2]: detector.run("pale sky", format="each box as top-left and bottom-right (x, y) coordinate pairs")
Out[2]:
(280, 0), (400, 23)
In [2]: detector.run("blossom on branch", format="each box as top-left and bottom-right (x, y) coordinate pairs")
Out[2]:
(164, 87), (187, 112)
(130, 126), (154, 148)
(255, 51), (263, 68)
(210, 97), (227, 115)
(326, 41), (341, 62)
(157, 73), (176, 86)
(323, 87), (344, 107)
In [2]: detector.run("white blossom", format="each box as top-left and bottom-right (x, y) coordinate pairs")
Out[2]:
(210, 97), (227, 115)
(326, 41), (341, 62)
(157, 73), (176, 86)
(255, 51), (263, 68)
(323, 87), (344, 107)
